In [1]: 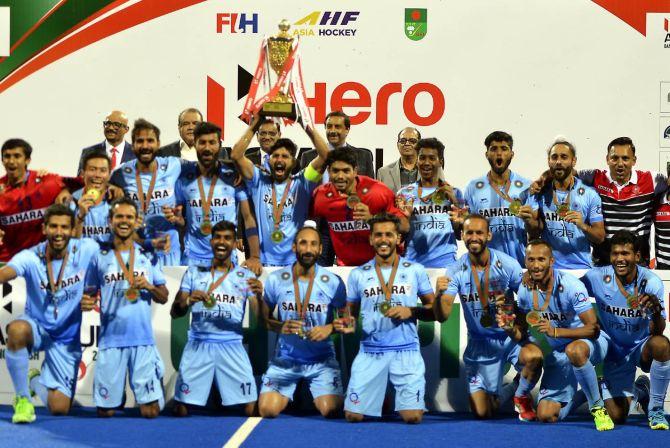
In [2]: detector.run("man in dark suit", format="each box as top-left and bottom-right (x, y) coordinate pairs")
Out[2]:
(78, 110), (135, 174)
(299, 111), (374, 177)
(157, 107), (203, 160)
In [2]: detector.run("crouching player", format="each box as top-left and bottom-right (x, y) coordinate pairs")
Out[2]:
(512, 239), (613, 430)
(581, 230), (670, 430)
(82, 198), (169, 418)
(258, 226), (346, 418)
(170, 220), (259, 416)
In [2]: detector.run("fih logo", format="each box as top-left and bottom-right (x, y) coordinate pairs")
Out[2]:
(216, 13), (259, 34)
(293, 11), (360, 37)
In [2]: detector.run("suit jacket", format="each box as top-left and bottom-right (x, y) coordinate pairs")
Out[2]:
(78, 141), (134, 174)
(299, 143), (375, 178)
(377, 159), (445, 193)
(158, 140), (231, 160)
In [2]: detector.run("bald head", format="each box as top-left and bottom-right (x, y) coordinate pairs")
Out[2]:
(103, 110), (129, 146)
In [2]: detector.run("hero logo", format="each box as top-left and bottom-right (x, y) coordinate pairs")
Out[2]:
(293, 11), (360, 37)
(206, 70), (445, 135)
(217, 13), (259, 34)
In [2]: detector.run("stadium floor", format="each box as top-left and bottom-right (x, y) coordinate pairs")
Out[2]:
(0, 406), (666, 448)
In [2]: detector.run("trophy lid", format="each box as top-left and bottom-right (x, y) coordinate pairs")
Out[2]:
(277, 19), (291, 38)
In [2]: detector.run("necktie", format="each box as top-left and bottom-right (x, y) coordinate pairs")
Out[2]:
(111, 147), (118, 170)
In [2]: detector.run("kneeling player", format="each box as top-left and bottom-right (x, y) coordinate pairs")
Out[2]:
(581, 230), (670, 430)
(515, 240), (613, 431)
(0, 205), (98, 423)
(258, 226), (345, 418)
(336, 213), (435, 424)
(83, 198), (169, 418)
(436, 214), (542, 421)
(171, 220), (258, 416)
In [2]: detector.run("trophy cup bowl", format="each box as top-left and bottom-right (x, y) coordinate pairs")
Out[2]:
(262, 19), (297, 119)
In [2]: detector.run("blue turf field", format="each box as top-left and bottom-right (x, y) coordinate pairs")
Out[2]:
(0, 406), (667, 448)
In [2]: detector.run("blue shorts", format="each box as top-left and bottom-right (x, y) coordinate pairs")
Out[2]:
(601, 336), (649, 401)
(463, 336), (521, 395)
(538, 334), (608, 408)
(260, 357), (342, 400)
(94, 345), (165, 408)
(175, 340), (257, 406)
(344, 350), (425, 417)
(20, 315), (81, 399)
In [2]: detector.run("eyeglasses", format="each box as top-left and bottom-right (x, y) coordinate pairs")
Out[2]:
(398, 138), (418, 145)
(103, 121), (128, 129)
(258, 131), (278, 137)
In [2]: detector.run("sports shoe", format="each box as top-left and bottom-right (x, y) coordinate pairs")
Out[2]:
(648, 408), (669, 430)
(590, 406), (614, 431)
(28, 368), (40, 398)
(633, 374), (650, 416)
(12, 396), (35, 424)
(513, 395), (537, 421)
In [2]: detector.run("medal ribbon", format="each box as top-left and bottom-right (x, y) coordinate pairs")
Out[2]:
(614, 272), (638, 303)
(241, 39), (268, 122)
(470, 255), (491, 315)
(197, 174), (218, 223)
(207, 266), (231, 296)
(418, 179), (445, 203)
(271, 179), (293, 231)
(531, 272), (554, 312)
(292, 265), (316, 319)
(374, 256), (400, 303)
(135, 162), (158, 214)
(487, 173), (513, 203)
(113, 247), (136, 289)
(551, 178), (574, 211)
(46, 248), (70, 295)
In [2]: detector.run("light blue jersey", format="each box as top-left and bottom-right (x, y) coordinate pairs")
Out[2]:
(70, 189), (111, 244)
(178, 264), (255, 343)
(110, 156), (182, 266)
(396, 182), (463, 268)
(8, 238), (99, 344)
(517, 269), (593, 351)
(445, 249), (523, 339)
(347, 257), (433, 353)
(582, 265), (665, 351)
(176, 162), (247, 266)
(464, 172), (530, 266)
(264, 265), (346, 363)
(245, 166), (318, 266)
(85, 243), (166, 349)
(528, 178), (603, 269)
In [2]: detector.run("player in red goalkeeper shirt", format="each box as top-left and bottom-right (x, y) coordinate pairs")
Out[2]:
(311, 148), (408, 266)
(0, 139), (81, 262)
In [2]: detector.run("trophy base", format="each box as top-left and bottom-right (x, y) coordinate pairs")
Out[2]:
(261, 102), (297, 119)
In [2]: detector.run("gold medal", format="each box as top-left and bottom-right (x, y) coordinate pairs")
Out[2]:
(125, 288), (139, 302)
(557, 203), (570, 218)
(479, 313), (494, 328)
(509, 199), (522, 216)
(346, 195), (361, 209)
(200, 220), (213, 236)
(379, 301), (392, 315)
(271, 230), (285, 243)
(432, 189), (447, 205)
(525, 310), (542, 326)
(626, 294), (639, 309)
(203, 294), (217, 309)
(85, 188), (101, 201)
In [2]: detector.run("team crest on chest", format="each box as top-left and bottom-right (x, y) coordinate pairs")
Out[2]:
(237, 271), (245, 277)
(495, 259), (502, 269)
(320, 275), (329, 283)
(514, 180), (523, 188)
(578, 188), (585, 195)
(604, 275), (611, 284)
(160, 164), (167, 171)
(326, 192), (333, 198)
(124, 167), (132, 174)
(558, 284), (564, 293)
(476, 182), (484, 189)
(281, 272), (290, 280)
(362, 188), (369, 195)
(363, 265), (371, 271)
(403, 261), (411, 267)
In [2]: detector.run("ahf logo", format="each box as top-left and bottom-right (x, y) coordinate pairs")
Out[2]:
(216, 13), (259, 34)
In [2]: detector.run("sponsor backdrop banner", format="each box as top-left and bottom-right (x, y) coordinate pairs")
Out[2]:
(1, 267), (669, 412)
(0, 0), (669, 183)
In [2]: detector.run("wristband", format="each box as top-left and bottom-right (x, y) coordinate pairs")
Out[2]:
(304, 164), (323, 183)
(245, 227), (258, 238)
(553, 326), (557, 338)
